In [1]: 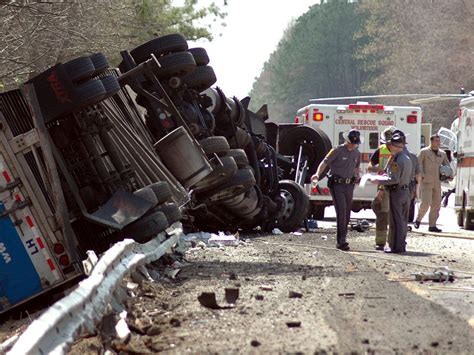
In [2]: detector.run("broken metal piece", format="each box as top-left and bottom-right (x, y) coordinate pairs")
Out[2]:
(224, 288), (239, 304)
(198, 290), (239, 309)
(412, 267), (456, 282)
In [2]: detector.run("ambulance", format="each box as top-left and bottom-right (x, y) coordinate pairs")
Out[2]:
(295, 101), (431, 219)
(454, 94), (474, 229)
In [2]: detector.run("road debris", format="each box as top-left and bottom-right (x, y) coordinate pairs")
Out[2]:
(208, 232), (240, 246)
(197, 288), (240, 309)
(286, 321), (301, 328)
(412, 266), (455, 282)
(338, 292), (355, 299)
(260, 285), (273, 291)
(272, 228), (284, 235)
(289, 291), (303, 298)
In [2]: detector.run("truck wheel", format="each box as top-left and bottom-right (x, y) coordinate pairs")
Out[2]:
(154, 203), (182, 224)
(134, 187), (159, 206)
(155, 52), (196, 79)
(130, 33), (188, 64)
(226, 149), (249, 169)
(193, 156), (238, 192)
(279, 126), (332, 183)
(75, 79), (106, 108)
(269, 180), (309, 233)
(100, 75), (121, 99)
(63, 56), (95, 82)
(123, 211), (169, 243)
(199, 167), (256, 203)
(149, 181), (172, 204)
(199, 136), (230, 156)
(228, 127), (252, 149)
(188, 47), (210, 66)
(183, 65), (217, 92)
(464, 210), (474, 230)
(90, 53), (109, 76)
(408, 197), (416, 223)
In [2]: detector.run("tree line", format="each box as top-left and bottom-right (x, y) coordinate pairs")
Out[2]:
(249, 0), (474, 130)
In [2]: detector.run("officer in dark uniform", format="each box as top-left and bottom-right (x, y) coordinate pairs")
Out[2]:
(375, 131), (413, 253)
(311, 129), (361, 251)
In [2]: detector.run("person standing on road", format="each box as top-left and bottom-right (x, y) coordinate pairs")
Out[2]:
(368, 127), (396, 250)
(373, 131), (412, 253)
(311, 129), (361, 251)
(413, 134), (450, 232)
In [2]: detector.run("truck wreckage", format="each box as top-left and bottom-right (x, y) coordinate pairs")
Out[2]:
(0, 33), (330, 313)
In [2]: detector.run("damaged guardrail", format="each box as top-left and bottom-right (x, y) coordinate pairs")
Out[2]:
(7, 223), (184, 355)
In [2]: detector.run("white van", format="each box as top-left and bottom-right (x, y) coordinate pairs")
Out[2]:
(454, 95), (474, 229)
(295, 102), (430, 219)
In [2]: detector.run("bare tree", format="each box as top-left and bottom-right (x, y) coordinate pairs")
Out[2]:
(0, 0), (225, 90)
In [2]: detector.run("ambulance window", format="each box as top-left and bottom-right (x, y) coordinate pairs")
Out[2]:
(421, 135), (426, 148)
(338, 132), (344, 145)
(369, 133), (379, 149)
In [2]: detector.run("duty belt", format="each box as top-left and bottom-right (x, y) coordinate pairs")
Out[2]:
(331, 176), (355, 184)
(386, 184), (409, 191)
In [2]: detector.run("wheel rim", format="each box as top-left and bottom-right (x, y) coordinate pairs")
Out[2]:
(278, 189), (295, 221)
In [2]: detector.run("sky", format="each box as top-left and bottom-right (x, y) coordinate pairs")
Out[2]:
(187, 0), (318, 99)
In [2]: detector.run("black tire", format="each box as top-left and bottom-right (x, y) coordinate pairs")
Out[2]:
(134, 187), (159, 206)
(408, 197), (415, 223)
(269, 180), (309, 233)
(90, 53), (109, 76)
(228, 127), (252, 149)
(131, 33), (188, 64)
(100, 75), (121, 99)
(226, 149), (249, 169)
(154, 52), (196, 79)
(154, 203), (182, 224)
(63, 56), (96, 83)
(199, 136), (230, 156)
(279, 126), (332, 183)
(74, 79), (106, 108)
(183, 65), (217, 92)
(464, 210), (474, 230)
(193, 156), (238, 192)
(188, 47), (210, 66)
(199, 167), (256, 203)
(124, 211), (169, 243)
(148, 181), (172, 204)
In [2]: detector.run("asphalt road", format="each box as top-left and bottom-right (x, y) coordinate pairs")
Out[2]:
(64, 226), (474, 354)
(323, 193), (473, 236)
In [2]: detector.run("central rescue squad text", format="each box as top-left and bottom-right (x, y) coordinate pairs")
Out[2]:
(335, 118), (395, 131)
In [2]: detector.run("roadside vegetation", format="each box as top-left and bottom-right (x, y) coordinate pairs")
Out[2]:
(250, 0), (474, 129)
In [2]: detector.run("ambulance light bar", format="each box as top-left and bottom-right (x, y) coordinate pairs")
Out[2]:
(348, 104), (385, 112)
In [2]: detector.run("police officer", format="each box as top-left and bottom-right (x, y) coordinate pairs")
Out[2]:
(311, 129), (361, 251)
(374, 131), (412, 253)
(368, 126), (396, 250)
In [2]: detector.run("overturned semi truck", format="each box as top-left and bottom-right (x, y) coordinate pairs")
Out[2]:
(0, 33), (313, 314)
